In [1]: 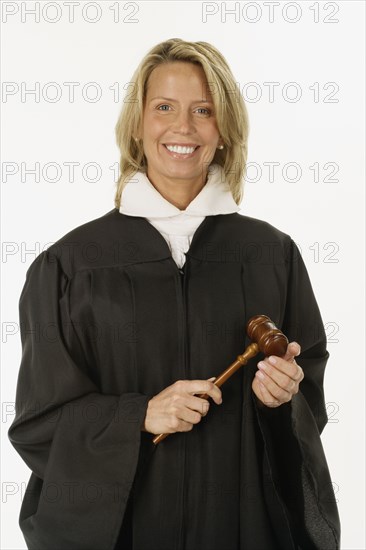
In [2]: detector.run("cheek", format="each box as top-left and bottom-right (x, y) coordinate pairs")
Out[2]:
(143, 115), (166, 140)
(201, 124), (220, 144)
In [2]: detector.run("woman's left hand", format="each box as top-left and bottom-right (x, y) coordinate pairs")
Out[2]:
(252, 342), (304, 408)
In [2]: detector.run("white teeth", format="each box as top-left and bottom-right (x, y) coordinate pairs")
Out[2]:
(165, 145), (197, 154)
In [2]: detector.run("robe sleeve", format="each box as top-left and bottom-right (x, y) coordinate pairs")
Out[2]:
(253, 239), (341, 549)
(8, 250), (151, 550)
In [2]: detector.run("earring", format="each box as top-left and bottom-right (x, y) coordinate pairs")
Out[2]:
(218, 145), (224, 150)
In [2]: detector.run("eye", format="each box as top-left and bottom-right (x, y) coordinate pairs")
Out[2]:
(157, 104), (171, 111)
(196, 107), (211, 115)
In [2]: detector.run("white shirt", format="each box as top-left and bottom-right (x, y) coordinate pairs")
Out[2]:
(119, 164), (240, 269)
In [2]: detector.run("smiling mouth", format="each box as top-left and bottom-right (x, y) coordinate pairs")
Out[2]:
(163, 144), (200, 157)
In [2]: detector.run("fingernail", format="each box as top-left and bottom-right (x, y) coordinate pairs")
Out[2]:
(258, 361), (266, 370)
(268, 356), (277, 365)
(256, 370), (265, 380)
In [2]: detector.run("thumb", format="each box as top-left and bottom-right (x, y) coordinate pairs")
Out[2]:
(207, 376), (216, 382)
(283, 341), (301, 361)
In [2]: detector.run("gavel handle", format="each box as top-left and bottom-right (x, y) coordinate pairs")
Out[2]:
(152, 342), (259, 445)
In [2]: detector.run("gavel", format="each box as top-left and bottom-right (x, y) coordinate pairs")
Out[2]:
(152, 314), (288, 445)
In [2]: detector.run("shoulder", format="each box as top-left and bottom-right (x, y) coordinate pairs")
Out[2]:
(50, 208), (123, 247)
(221, 212), (293, 245)
(187, 213), (298, 267)
(31, 209), (138, 279)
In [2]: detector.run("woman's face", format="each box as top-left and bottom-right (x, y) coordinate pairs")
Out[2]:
(140, 61), (222, 188)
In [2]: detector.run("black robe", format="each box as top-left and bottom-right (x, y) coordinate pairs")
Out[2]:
(8, 209), (340, 550)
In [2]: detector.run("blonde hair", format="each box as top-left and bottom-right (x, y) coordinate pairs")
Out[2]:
(114, 38), (249, 208)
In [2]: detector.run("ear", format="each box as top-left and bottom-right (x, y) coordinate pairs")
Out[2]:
(134, 121), (143, 142)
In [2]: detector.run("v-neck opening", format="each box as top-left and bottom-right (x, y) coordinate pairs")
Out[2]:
(138, 214), (213, 269)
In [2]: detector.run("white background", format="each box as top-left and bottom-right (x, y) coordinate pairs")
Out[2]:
(1, 1), (365, 548)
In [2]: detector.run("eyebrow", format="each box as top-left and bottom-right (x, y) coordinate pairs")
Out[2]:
(148, 96), (214, 104)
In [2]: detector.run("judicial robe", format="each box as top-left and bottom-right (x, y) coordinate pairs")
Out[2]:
(8, 208), (340, 550)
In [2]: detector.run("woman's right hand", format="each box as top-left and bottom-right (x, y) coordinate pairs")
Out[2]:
(142, 377), (223, 434)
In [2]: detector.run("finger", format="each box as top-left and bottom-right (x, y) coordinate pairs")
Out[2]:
(164, 406), (196, 433)
(264, 355), (304, 382)
(175, 418), (195, 432)
(257, 360), (302, 392)
(257, 380), (281, 408)
(177, 404), (205, 426)
(186, 379), (222, 404)
(255, 369), (292, 403)
(186, 395), (210, 416)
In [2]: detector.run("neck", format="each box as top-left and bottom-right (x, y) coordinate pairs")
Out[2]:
(146, 169), (208, 210)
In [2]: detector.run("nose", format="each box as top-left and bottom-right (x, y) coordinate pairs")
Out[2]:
(172, 109), (196, 134)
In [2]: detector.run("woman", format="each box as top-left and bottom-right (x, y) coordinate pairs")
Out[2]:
(9, 38), (340, 549)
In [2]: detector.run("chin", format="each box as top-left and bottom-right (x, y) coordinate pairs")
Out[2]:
(167, 170), (200, 180)
(165, 161), (212, 177)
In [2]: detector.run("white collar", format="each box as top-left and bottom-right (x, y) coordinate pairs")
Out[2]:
(119, 163), (240, 218)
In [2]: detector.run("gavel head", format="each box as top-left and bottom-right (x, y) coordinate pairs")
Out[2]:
(246, 315), (288, 357)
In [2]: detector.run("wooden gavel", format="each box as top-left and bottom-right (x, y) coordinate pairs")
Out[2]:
(152, 314), (288, 445)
